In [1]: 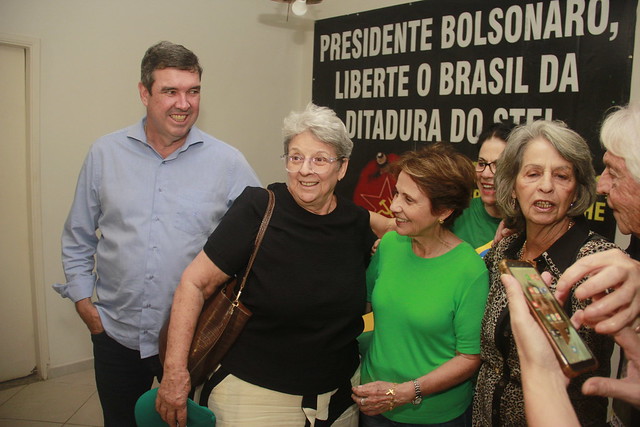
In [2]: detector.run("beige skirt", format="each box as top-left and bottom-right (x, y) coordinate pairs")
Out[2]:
(197, 368), (360, 426)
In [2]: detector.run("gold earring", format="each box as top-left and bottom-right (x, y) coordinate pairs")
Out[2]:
(438, 218), (444, 225)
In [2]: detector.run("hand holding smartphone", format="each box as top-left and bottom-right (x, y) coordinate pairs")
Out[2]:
(499, 259), (598, 378)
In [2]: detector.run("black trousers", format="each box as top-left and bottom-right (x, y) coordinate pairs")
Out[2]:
(91, 332), (162, 427)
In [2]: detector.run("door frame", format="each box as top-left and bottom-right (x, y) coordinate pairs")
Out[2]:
(0, 33), (48, 380)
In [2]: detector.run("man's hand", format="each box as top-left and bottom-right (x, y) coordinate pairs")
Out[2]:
(555, 249), (640, 335)
(156, 368), (191, 427)
(582, 325), (640, 407)
(75, 298), (104, 334)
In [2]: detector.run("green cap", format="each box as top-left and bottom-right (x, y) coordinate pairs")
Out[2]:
(135, 387), (216, 426)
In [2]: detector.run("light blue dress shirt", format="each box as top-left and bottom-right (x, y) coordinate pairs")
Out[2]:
(54, 118), (261, 358)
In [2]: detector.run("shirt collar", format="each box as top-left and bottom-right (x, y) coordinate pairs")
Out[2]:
(541, 216), (590, 272)
(127, 117), (205, 157)
(504, 216), (590, 273)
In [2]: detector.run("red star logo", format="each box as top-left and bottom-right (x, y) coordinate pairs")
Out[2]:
(358, 176), (395, 217)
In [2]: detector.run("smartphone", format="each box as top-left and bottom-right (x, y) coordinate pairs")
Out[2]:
(499, 259), (598, 378)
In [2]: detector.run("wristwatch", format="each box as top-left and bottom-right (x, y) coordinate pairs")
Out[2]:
(411, 379), (423, 405)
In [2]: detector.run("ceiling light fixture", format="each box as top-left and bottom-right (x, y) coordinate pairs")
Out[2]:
(291, 0), (308, 16)
(271, 0), (323, 19)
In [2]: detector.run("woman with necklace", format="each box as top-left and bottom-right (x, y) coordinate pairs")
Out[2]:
(472, 120), (619, 426)
(353, 143), (489, 426)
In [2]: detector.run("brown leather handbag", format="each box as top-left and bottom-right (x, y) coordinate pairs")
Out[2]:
(159, 188), (275, 387)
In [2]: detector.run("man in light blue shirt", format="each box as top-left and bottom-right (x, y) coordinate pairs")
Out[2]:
(53, 41), (260, 427)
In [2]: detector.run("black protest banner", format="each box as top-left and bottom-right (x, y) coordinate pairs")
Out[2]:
(312, 0), (637, 239)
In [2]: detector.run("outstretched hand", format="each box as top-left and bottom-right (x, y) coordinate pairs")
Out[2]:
(508, 265), (640, 413)
(555, 249), (640, 335)
(503, 272), (568, 384)
(581, 326), (640, 407)
(503, 272), (580, 426)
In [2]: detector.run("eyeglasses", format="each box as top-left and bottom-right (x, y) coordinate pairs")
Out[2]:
(475, 160), (497, 174)
(281, 154), (345, 173)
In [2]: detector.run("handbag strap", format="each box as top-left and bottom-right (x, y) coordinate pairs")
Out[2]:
(234, 188), (275, 301)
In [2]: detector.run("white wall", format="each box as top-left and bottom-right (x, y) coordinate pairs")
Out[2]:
(0, 0), (414, 376)
(0, 0), (636, 375)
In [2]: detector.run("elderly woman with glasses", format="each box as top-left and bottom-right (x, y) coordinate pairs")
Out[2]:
(157, 103), (377, 427)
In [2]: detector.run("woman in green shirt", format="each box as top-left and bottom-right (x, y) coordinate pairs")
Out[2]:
(452, 122), (515, 256)
(353, 143), (490, 426)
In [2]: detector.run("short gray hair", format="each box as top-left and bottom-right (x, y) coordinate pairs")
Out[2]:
(282, 103), (353, 159)
(495, 120), (596, 231)
(600, 104), (640, 182)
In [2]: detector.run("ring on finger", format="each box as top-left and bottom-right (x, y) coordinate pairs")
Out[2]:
(361, 397), (366, 406)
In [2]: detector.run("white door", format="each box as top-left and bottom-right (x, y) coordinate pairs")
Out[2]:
(0, 43), (37, 382)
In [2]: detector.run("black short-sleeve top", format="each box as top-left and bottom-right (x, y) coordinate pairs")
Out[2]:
(203, 183), (377, 395)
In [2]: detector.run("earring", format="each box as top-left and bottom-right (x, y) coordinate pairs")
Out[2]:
(510, 198), (517, 209)
(438, 218), (444, 225)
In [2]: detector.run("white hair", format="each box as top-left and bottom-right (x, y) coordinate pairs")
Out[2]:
(282, 103), (353, 158)
(600, 104), (640, 182)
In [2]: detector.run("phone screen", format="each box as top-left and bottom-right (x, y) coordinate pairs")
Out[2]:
(503, 261), (597, 374)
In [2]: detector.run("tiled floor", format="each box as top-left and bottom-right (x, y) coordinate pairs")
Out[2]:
(0, 369), (103, 427)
